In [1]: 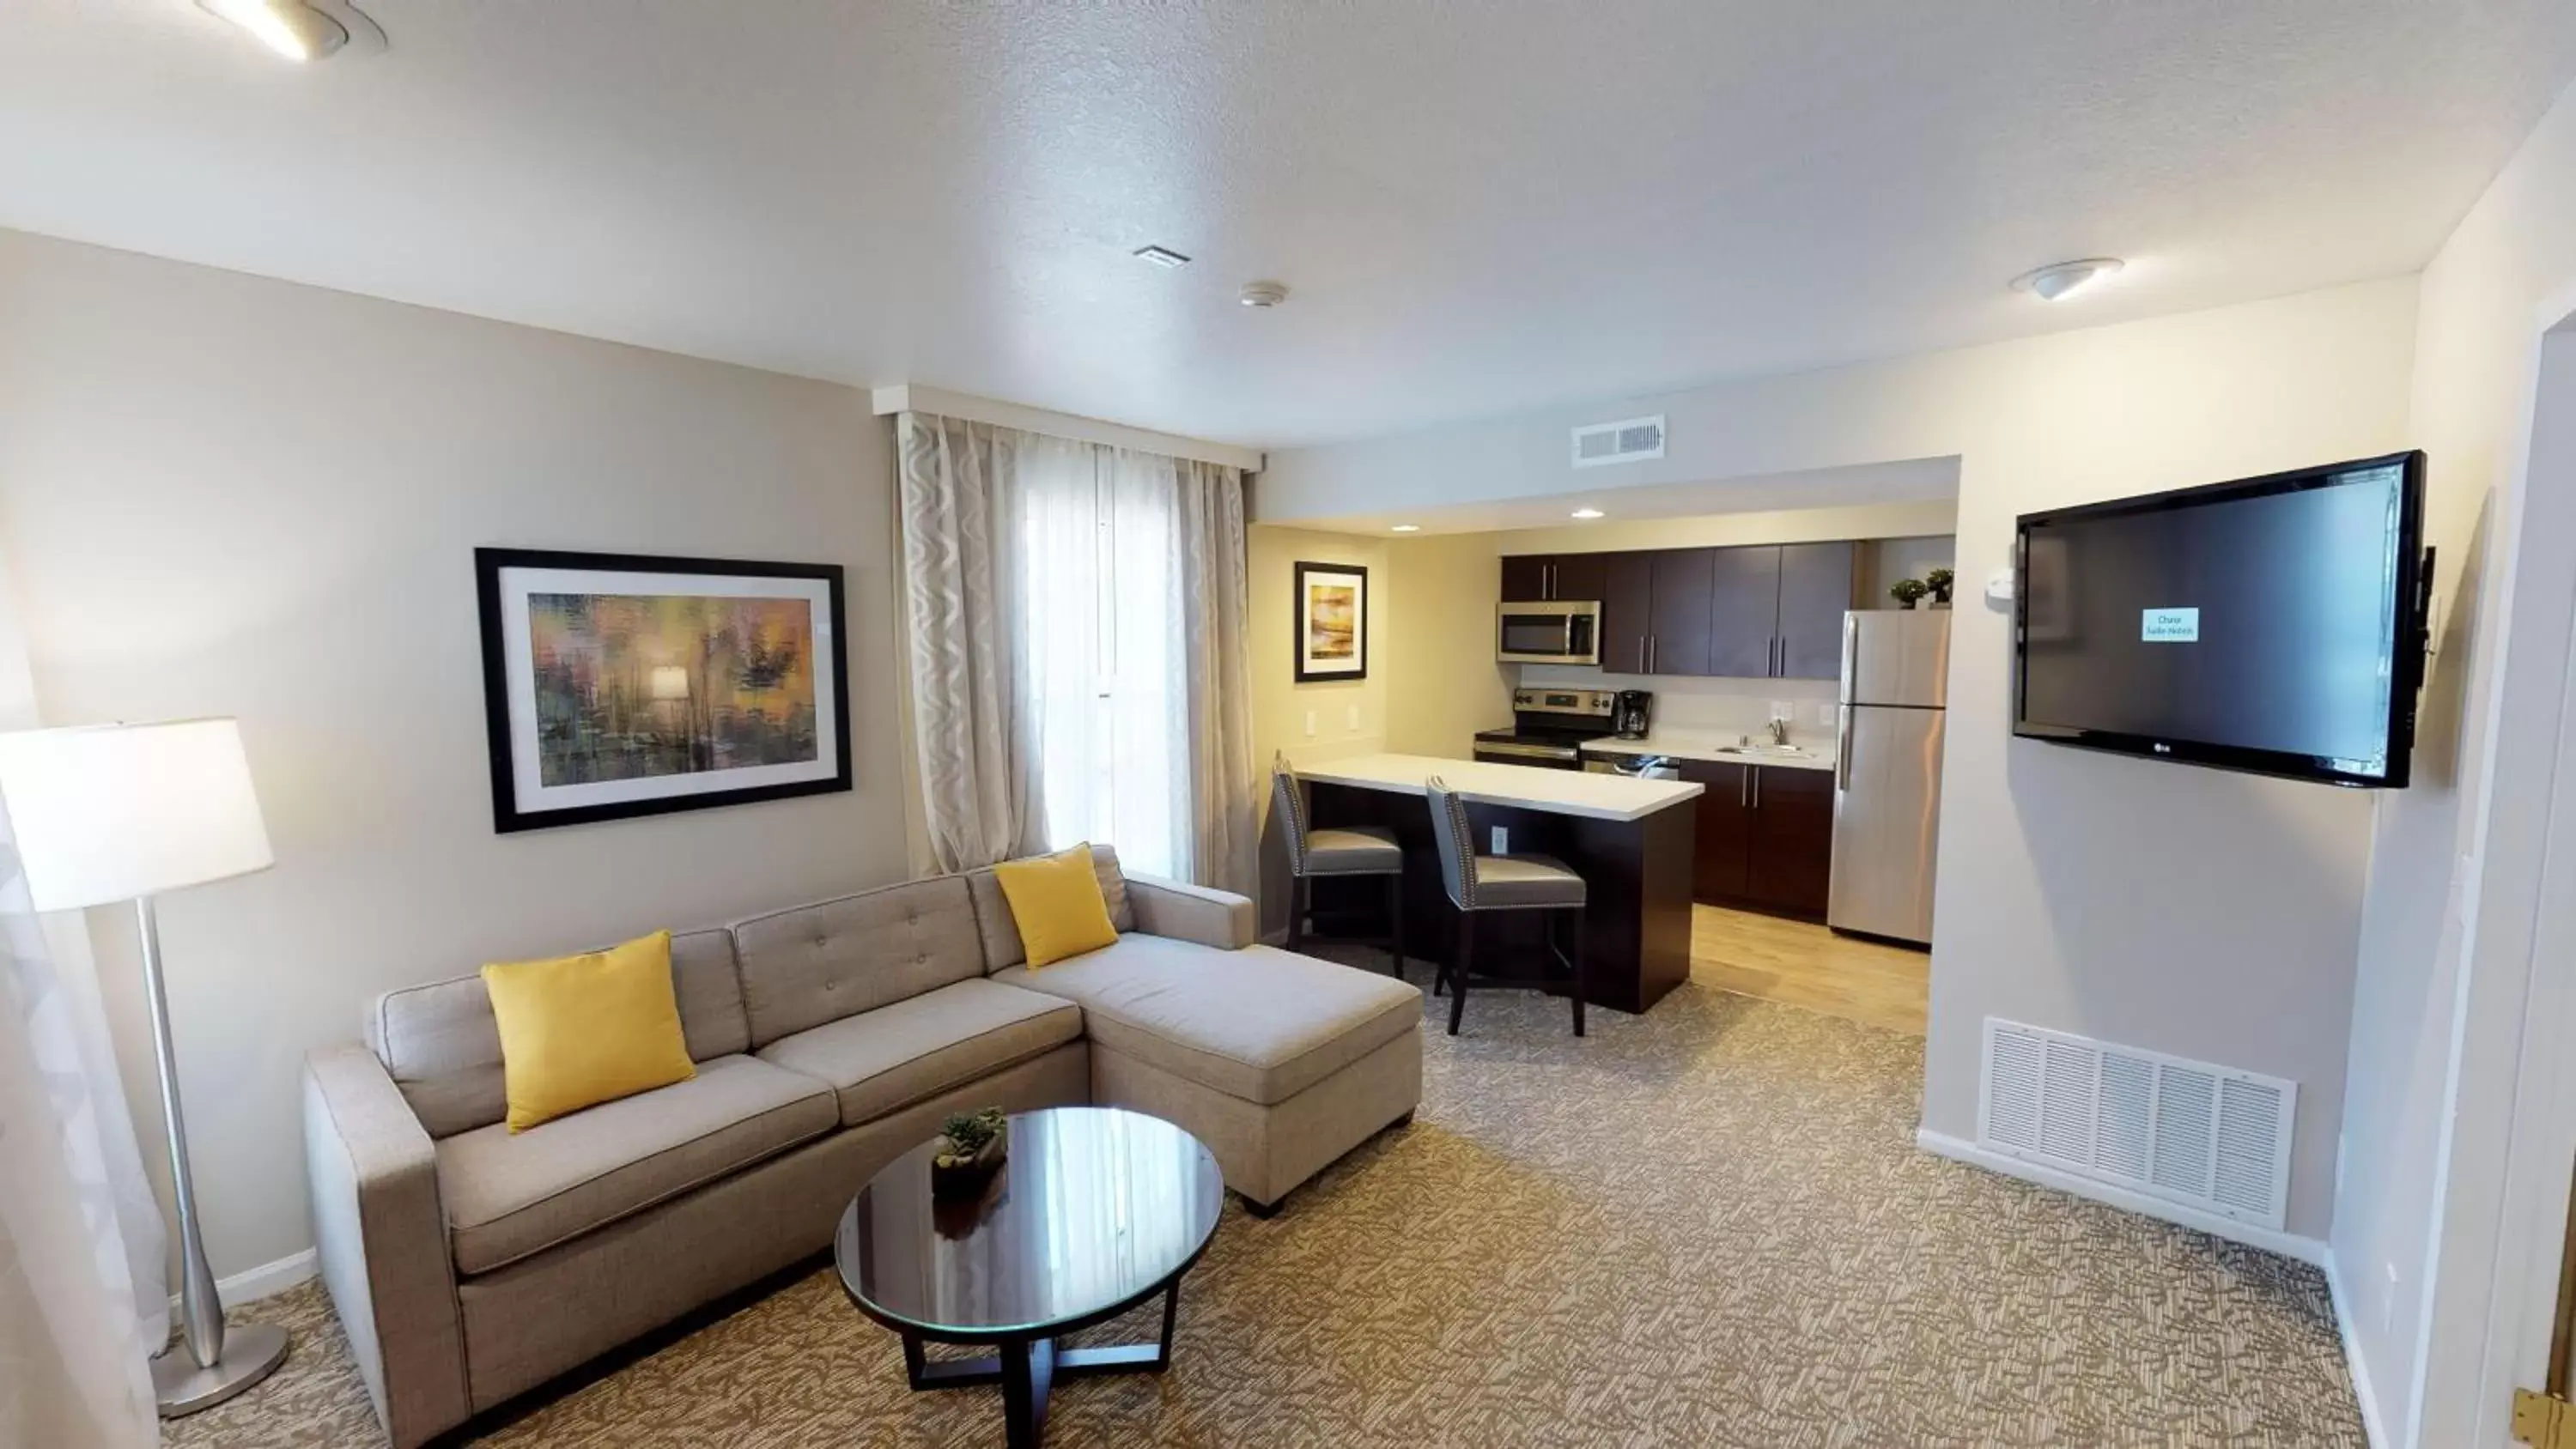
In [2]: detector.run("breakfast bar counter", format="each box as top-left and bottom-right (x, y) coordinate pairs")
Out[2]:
(1296, 753), (1701, 1014)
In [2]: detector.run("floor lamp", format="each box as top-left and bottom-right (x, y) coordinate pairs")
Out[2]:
(0, 718), (289, 1416)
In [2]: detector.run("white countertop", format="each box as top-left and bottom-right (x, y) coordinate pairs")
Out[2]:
(1297, 752), (1703, 822)
(1580, 731), (1839, 773)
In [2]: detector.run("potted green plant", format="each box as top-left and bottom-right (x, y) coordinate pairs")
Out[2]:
(932, 1107), (1009, 1197)
(1925, 567), (1954, 608)
(1889, 578), (1929, 609)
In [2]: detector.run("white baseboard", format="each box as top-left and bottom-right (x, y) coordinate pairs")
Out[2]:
(1914, 1128), (2329, 1266)
(2324, 1256), (2392, 1449)
(169, 1247), (318, 1316)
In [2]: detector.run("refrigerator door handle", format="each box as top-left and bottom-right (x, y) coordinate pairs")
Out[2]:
(1840, 613), (1858, 695)
(1836, 706), (1854, 791)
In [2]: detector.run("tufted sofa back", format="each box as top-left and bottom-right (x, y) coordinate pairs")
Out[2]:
(361, 848), (1139, 1136)
(367, 928), (751, 1139)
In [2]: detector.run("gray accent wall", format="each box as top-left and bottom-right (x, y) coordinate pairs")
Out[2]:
(0, 230), (912, 1282)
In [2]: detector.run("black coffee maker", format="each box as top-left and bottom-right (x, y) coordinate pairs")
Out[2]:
(1613, 689), (1653, 738)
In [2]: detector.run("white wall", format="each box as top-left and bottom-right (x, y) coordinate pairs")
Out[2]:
(0, 232), (911, 1282)
(1263, 277), (2423, 1242)
(2334, 81), (2576, 1447)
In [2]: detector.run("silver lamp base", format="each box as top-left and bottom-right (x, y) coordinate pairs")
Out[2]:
(152, 1321), (289, 1417)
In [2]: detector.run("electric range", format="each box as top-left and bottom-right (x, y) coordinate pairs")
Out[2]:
(1471, 688), (1621, 770)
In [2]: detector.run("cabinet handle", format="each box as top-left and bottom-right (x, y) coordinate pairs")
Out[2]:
(1770, 637), (1780, 676)
(1546, 563), (1555, 598)
(1740, 767), (1748, 808)
(1753, 768), (1761, 809)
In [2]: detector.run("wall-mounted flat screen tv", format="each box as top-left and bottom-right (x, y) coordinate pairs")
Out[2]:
(2014, 451), (2430, 788)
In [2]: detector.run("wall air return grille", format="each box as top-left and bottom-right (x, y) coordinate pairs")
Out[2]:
(1571, 415), (1665, 468)
(1977, 1017), (2296, 1231)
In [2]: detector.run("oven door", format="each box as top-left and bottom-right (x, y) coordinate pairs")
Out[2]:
(1496, 602), (1601, 664)
(1473, 740), (1583, 771)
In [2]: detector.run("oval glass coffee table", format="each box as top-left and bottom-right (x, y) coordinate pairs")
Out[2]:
(835, 1106), (1225, 1448)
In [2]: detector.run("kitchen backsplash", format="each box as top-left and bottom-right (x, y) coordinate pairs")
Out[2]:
(1517, 665), (1840, 743)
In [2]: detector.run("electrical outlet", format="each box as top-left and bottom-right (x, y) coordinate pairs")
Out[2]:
(1491, 826), (1509, 854)
(1303, 710), (1317, 737)
(1817, 702), (1837, 726)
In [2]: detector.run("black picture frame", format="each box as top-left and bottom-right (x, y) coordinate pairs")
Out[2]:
(475, 547), (854, 833)
(1292, 561), (1370, 683)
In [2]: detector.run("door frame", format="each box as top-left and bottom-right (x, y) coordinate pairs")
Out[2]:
(2422, 316), (2576, 1446)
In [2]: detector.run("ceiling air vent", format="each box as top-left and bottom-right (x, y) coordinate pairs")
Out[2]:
(1571, 414), (1665, 469)
(1978, 1017), (2296, 1230)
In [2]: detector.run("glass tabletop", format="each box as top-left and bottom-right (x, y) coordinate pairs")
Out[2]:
(835, 1106), (1225, 1340)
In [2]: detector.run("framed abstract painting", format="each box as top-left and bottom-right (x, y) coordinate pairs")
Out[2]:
(1293, 561), (1368, 682)
(474, 548), (852, 833)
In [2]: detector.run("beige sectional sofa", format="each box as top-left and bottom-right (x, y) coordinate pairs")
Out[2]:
(302, 847), (1421, 1448)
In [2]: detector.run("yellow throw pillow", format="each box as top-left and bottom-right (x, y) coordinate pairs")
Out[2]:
(993, 844), (1120, 968)
(481, 930), (696, 1132)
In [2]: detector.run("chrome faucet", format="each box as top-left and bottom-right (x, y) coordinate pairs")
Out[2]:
(1765, 717), (1791, 747)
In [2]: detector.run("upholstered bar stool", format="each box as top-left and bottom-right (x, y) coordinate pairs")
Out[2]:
(1423, 775), (1589, 1037)
(1273, 755), (1406, 974)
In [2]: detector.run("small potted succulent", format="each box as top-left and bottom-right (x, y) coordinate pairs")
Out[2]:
(1888, 577), (1929, 609)
(931, 1107), (1009, 1197)
(1925, 567), (1954, 608)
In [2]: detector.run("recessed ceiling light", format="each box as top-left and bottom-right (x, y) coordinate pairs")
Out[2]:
(1239, 281), (1289, 308)
(1390, 524), (1421, 533)
(197, 0), (347, 60)
(1571, 508), (1605, 519)
(1133, 246), (1191, 270)
(2012, 258), (2124, 302)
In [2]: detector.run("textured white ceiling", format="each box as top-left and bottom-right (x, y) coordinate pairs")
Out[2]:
(3, 2), (2570, 449)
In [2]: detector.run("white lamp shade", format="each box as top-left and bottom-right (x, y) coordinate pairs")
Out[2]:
(0, 718), (275, 911)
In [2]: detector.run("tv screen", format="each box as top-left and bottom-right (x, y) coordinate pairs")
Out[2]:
(2014, 451), (2428, 788)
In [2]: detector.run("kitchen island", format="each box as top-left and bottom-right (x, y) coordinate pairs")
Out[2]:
(1295, 753), (1702, 1014)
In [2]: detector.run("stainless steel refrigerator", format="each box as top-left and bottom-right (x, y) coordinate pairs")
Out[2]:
(1828, 610), (1950, 944)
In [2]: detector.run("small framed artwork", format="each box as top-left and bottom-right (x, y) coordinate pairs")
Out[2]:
(1293, 561), (1369, 682)
(475, 548), (852, 833)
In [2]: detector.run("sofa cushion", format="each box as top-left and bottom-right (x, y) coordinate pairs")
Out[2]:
(755, 979), (1083, 1127)
(369, 927), (749, 1139)
(731, 876), (985, 1048)
(995, 937), (1419, 1106)
(968, 844), (1134, 973)
(434, 1055), (834, 1275)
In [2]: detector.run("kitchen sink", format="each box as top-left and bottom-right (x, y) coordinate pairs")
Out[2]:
(1713, 745), (1816, 758)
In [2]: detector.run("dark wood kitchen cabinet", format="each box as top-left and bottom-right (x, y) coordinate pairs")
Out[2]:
(1500, 553), (1609, 603)
(1499, 555), (1549, 602)
(1677, 758), (1752, 903)
(1499, 539), (1858, 679)
(1706, 545), (1783, 679)
(1646, 549), (1717, 676)
(1743, 766), (1835, 916)
(1599, 551), (1655, 673)
(1774, 543), (1858, 679)
(1678, 761), (1834, 920)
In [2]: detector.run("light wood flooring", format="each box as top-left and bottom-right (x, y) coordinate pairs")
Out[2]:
(1689, 904), (1929, 1035)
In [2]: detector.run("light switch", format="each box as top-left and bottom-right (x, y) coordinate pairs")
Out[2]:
(1303, 710), (1317, 737)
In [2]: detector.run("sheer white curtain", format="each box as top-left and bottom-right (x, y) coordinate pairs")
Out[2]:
(896, 412), (1255, 890)
(0, 796), (167, 1449)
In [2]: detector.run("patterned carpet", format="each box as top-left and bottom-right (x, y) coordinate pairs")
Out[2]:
(170, 961), (2366, 1448)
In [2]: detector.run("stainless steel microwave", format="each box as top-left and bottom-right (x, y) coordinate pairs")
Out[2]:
(1496, 600), (1601, 664)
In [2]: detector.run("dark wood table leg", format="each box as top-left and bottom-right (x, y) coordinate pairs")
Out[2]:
(1000, 1337), (1054, 1449)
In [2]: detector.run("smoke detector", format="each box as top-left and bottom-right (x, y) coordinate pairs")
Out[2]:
(2012, 258), (2124, 302)
(1238, 281), (1289, 308)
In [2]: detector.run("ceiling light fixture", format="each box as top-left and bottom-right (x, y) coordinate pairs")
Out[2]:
(1239, 281), (1289, 308)
(1571, 508), (1605, 519)
(198, 0), (349, 59)
(1390, 524), (1421, 533)
(2012, 258), (2124, 302)
(1133, 246), (1191, 270)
